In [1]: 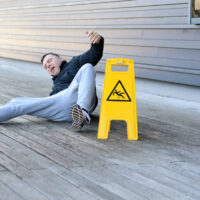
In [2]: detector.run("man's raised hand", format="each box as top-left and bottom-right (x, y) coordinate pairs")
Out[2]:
(85, 31), (101, 44)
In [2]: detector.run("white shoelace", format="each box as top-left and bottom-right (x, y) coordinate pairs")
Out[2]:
(82, 109), (91, 124)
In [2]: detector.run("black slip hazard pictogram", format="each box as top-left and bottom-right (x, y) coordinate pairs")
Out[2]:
(107, 80), (131, 102)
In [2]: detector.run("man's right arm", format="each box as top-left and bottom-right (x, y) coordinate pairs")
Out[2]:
(72, 32), (104, 68)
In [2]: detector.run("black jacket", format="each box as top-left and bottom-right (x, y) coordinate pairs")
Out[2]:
(50, 36), (104, 96)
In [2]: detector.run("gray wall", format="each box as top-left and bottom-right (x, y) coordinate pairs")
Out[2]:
(0, 0), (200, 86)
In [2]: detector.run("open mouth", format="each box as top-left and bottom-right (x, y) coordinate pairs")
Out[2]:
(51, 66), (55, 73)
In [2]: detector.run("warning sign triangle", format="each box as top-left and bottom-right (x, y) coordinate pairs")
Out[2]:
(107, 80), (131, 102)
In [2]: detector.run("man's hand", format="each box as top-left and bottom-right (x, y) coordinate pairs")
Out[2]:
(85, 31), (101, 44)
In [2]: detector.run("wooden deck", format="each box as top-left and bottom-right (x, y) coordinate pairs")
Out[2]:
(0, 58), (200, 200)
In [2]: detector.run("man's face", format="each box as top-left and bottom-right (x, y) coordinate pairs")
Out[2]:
(42, 54), (62, 76)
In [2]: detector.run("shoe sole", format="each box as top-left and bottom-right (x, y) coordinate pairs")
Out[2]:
(70, 105), (84, 131)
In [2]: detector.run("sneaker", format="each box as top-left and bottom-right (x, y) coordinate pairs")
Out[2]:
(70, 104), (91, 131)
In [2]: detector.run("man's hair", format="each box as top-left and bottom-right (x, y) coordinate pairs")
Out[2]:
(41, 52), (60, 63)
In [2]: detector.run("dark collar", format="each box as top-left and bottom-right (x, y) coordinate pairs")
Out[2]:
(60, 60), (67, 71)
(52, 60), (67, 80)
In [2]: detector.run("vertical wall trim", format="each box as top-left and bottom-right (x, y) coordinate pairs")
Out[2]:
(188, 0), (192, 24)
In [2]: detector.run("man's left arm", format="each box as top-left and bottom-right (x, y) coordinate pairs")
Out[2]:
(72, 31), (104, 67)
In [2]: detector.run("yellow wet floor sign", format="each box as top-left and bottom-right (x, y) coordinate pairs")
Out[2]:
(97, 58), (138, 140)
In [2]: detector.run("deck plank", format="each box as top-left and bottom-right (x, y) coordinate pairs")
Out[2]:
(0, 152), (73, 200)
(105, 163), (199, 200)
(0, 131), (119, 200)
(0, 171), (49, 200)
(0, 180), (22, 200)
(0, 125), (80, 168)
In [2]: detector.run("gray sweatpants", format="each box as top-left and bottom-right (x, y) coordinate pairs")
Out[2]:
(0, 63), (96, 122)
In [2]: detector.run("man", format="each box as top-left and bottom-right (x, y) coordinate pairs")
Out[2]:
(0, 31), (104, 130)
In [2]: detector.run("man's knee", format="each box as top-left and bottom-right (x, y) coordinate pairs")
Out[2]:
(81, 63), (94, 71)
(79, 63), (95, 77)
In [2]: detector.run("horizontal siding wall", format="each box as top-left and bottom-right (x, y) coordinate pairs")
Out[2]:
(0, 0), (200, 86)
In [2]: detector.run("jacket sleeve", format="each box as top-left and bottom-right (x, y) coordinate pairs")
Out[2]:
(72, 36), (104, 67)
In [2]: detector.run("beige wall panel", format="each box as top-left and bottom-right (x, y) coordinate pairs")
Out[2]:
(0, 0), (96, 8)
(0, 18), (188, 27)
(0, 0), (187, 8)
(2, 37), (200, 62)
(1, 33), (200, 49)
(0, 8), (187, 19)
(0, 4), (187, 18)
(1, 27), (200, 41)
(0, 49), (40, 63)
(0, 0), (200, 86)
